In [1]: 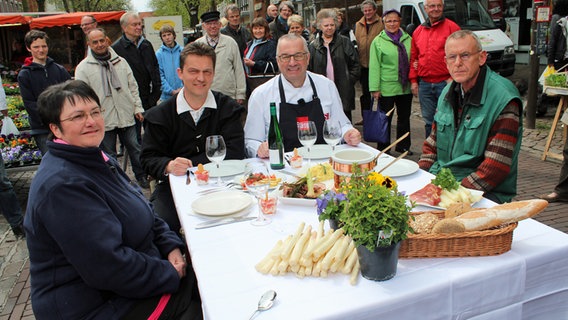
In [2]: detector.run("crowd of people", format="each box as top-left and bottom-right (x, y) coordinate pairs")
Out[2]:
(0, 0), (535, 318)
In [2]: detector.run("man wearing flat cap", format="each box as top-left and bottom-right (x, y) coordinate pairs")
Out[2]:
(195, 10), (246, 104)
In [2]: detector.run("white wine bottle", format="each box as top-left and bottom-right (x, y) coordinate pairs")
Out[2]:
(268, 102), (284, 169)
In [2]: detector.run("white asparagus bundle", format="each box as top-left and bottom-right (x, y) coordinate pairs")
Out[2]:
(255, 221), (360, 285)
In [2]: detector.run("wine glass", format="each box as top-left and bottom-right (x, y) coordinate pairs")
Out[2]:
(323, 120), (342, 153)
(205, 135), (226, 186)
(297, 120), (317, 166)
(244, 161), (272, 226)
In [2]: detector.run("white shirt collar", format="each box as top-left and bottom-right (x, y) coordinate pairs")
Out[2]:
(176, 90), (217, 123)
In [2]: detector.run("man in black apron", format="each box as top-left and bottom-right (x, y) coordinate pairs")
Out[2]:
(244, 34), (361, 158)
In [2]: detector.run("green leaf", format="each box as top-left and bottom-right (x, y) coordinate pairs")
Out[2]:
(431, 168), (459, 190)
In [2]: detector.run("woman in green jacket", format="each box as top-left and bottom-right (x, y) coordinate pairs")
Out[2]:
(369, 9), (413, 154)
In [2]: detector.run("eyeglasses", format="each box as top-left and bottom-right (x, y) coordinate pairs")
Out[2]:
(60, 108), (104, 124)
(445, 50), (482, 63)
(80, 21), (96, 27)
(384, 20), (400, 24)
(277, 52), (308, 62)
(426, 4), (443, 9)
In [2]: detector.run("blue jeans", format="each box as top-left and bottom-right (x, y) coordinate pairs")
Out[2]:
(418, 80), (448, 137)
(0, 156), (23, 228)
(100, 126), (145, 181)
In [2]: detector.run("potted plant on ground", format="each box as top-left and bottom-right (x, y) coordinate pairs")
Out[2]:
(318, 166), (413, 281)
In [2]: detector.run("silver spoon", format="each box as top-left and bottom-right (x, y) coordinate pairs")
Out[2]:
(248, 290), (277, 320)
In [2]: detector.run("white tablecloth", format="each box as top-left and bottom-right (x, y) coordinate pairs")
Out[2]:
(170, 144), (568, 320)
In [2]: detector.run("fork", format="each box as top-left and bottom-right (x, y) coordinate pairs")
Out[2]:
(197, 182), (238, 195)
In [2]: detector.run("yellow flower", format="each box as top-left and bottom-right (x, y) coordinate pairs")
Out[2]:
(367, 172), (397, 189)
(367, 194), (372, 198)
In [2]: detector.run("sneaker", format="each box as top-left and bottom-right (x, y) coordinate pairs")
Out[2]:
(12, 224), (25, 238)
(137, 177), (150, 189)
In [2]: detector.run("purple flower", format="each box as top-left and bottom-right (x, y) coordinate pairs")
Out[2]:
(32, 150), (42, 160)
(335, 192), (347, 202)
(316, 196), (329, 215)
(20, 151), (33, 162)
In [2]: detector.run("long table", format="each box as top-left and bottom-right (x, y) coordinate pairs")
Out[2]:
(170, 145), (568, 320)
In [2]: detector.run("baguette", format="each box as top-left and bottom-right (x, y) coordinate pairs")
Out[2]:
(454, 199), (548, 231)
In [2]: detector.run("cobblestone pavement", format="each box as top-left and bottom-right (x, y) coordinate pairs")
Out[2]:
(2, 64), (567, 319)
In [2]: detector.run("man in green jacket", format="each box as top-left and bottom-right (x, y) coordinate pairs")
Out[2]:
(418, 30), (522, 204)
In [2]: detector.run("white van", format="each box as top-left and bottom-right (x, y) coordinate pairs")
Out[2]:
(383, 0), (515, 76)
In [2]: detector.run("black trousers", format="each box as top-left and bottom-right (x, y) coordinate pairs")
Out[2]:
(359, 67), (371, 115)
(151, 183), (182, 238)
(123, 264), (203, 320)
(376, 94), (413, 151)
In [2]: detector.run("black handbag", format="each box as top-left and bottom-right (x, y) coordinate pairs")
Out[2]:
(362, 98), (393, 144)
(247, 62), (277, 93)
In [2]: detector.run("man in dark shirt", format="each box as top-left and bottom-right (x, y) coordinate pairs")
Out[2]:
(141, 42), (245, 236)
(112, 12), (161, 142)
(17, 30), (71, 154)
(220, 4), (251, 58)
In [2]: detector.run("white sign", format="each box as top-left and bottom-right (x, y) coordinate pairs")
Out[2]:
(143, 16), (184, 51)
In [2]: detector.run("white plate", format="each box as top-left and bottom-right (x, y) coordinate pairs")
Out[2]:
(277, 179), (333, 206)
(278, 195), (317, 206)
(203, 160), (245, 177)
(233, 172), (288, 191)
(298, 145), (333, 159)
(192, 190), (253, 216)
(412, 189), (485, 210)
(374, 158), (419, 177)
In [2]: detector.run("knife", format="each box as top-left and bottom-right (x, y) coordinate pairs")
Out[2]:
(195, 216), (256, 229)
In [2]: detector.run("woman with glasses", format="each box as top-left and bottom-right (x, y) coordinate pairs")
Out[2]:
(308, 8), (360, 121)
(23, 80), (202, 319)
(368, 9), (413, 154)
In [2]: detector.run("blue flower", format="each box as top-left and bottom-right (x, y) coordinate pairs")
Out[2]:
(316, 197), (328, 215)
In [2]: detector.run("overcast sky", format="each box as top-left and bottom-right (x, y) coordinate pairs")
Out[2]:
(130, 0), (151, 12)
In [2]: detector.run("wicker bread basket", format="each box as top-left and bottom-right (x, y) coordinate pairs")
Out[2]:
(399, 211), (517, 258)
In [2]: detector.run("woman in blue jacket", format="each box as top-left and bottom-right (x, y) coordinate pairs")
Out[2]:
(243, 17), (277, 97)
(24, 80), (202, 320)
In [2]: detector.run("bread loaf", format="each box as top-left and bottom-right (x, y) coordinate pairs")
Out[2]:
(454, 199), (548, 231)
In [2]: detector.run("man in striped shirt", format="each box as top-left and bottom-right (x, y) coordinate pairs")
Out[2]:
(418, 30), (522, 204)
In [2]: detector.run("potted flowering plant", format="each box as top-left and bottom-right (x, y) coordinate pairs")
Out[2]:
(318, 165), (413, 281)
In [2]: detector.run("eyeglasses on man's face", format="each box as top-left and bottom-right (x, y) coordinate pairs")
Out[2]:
(81, 20), (96, 28)
(277, 52), (308, 62)
(60, 108), (104, 124)
(445, 50), (482, 63)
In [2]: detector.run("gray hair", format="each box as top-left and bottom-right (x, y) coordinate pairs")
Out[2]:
(425, 0), (445, 6)
(446, 30), (482, 52)
(279, 1), (294, 13)
(225, 4), (240, 17)
(276, 33), (308, 55)
(360, 0), (378, 11)
(86, 27), (107, 41)
(120, 12), (140, 28)
(316, 8), (338, 28)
